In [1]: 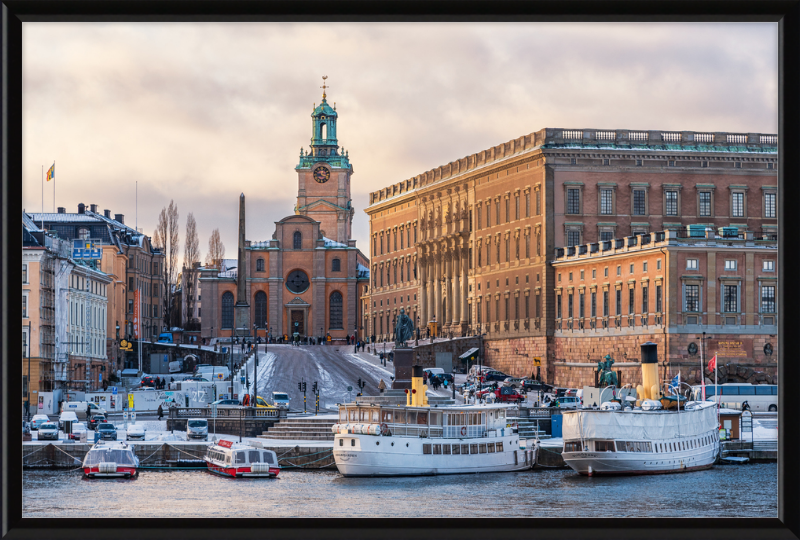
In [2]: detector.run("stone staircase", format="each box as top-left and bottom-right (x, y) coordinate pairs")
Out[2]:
(510, 417), (551, 440)
(258, 416), (337, 441)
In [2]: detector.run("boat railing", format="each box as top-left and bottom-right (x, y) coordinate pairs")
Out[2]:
(384, 424), (487, 439)
(169, 407), (286, 419)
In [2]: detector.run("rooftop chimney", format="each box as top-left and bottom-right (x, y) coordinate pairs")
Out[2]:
(90, 204), (98, 213)
(57, 207), (66, 214)
(115, 214), (124, 224)
(78, 203), (85, 214)
(104, 209), (111, 218)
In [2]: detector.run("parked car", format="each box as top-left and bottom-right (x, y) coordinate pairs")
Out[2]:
(483, 371), (511, 382)
(157, 332), (174, 343)
(211, 399), (241, 408)
(126, 424), (146, 441)
(140, 376), (157, 387)
(31, 414), (50, 430)
(557, 396), (581, 409)
(186, 419), (208, 441)
(423, 368), (454, 385)
(502, 377), (526, 389)
(68, 422), (87, 440)
(88, 414), (107, 431)
(37, 422), (59, 440)
(96, 423), (118, 441)
(522, 380), (553, 393)
(475, 386), (525, 403)
(58, 411), (79, 431)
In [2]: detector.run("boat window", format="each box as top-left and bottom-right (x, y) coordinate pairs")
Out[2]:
(470, 444), (478, 454)
(351, 439), (355, 447)
(372, 409), (380, 422)
(262, 452), (275, 465)
(645, 442), (652, 452)
(452, 444), (460, 455)
(349, 409), (358, 421)
(443, 444), (451, 454)
(488, 443), (495, 453)
(339, 439), (343, 446)
(236, 451), (247, 464)
(433, 444), (441, 454)
(430, 412), (442, 426)
(615, 441), (627, 452)
(479, 444), (487, 454)
(381, 410), (393, 423)
(417, 412), (428, 425)
(249, 451), (261, 463)
(339, 409), (347, 422)
(497, 442), (503, 452)
(423, 444), (432, 455)
(406, 411), (417, 425)
(225, 455), (231, 465)
(394, 410), (406, 424)
(595, 440), (614, 452)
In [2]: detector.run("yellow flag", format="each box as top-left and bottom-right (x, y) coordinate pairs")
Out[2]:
(46, 163), (55, 181)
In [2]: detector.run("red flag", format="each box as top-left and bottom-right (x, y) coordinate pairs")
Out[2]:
(707, 354), (716, 372)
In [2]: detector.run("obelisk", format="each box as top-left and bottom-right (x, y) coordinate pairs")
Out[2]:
(234, 193), (250, 336)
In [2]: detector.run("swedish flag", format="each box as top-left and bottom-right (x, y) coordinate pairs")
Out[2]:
(46, 163), (55, 181)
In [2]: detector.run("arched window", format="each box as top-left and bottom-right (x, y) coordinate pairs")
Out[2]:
(321, 123), (327, 139)
(293, 231), (302, 250)
(332, 258), (341, 272)
(254, 291), (267, 328)
(78, 228), (90, 240)
(257, 258), (265, 272)
(329, 291), (343, 329)
(221, 292), (234, 329)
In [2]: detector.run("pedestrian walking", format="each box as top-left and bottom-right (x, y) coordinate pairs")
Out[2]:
(157, 404), (164, 421)
(378, 379), (386, 393)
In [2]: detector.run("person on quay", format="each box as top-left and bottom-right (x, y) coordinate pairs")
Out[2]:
(157, 404), (164, 421)
(378, 379), (386, 394)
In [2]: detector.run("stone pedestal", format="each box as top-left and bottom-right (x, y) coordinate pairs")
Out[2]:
(392, 347), (415, 390)
(235, 304), (250, 336)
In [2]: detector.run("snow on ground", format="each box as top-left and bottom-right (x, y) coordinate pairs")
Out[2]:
(347, 353), (393, 379)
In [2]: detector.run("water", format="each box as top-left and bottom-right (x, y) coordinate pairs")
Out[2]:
(23, 464), (777, 518)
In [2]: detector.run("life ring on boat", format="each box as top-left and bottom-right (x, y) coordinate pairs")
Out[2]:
(380, 423), (389, 436)
(460, 426), (467, 436)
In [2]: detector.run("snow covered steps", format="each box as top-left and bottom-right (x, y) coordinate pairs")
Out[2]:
(258, 417), (338, 441)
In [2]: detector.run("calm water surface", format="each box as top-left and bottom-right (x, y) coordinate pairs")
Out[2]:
(23, 464), (777, 518)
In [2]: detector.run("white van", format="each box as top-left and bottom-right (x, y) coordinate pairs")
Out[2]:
(61, 401), (107, 418)
(196, 366), (230, 381)
(271, 391), (290, 409)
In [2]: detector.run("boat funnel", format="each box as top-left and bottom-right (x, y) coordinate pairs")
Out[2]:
(407, 365), (429, 407)
(640, 342), (660, 403)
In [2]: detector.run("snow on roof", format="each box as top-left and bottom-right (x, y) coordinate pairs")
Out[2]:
(27, 212), (100, 223)
(357, 263), (369, 277)
(22, 212), (43, 232)
(250, 240), (270, 248)
(221, 258), (237, 271)
(86, 210), (138, 235)
(322, 237), (347, 248)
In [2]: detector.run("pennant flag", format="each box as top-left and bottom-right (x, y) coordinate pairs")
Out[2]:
(707, 354), (717, 372)
(668, 373), (680, 390)
(46, 163), (55, 182)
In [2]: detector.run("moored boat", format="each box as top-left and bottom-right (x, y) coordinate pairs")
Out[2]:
(205, 440), (280, 478)
(82, 441), (139, 478)
(332, 365), (538, 477)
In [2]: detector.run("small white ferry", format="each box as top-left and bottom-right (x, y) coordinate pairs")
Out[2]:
(205, 440), (280, 478)
(562, 352), (719, 476)
(82, 441), (139, 478)
(332, 366), (537, 477)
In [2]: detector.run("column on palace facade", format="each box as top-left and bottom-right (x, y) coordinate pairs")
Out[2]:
(451, 245), (459, 326)
(460, 239), (469, 324)
(433, 248), (442, 327)
(419, 252), (427, 328)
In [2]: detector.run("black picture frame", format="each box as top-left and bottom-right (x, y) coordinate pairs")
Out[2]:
(3, 2), (797, 540)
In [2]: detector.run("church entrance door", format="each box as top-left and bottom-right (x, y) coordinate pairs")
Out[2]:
(291, 310), (305, 336)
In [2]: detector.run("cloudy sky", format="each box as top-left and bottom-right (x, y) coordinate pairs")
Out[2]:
(22, 23), (777, 264)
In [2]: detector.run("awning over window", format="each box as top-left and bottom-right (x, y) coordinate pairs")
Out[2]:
(459, 347), (480, 360)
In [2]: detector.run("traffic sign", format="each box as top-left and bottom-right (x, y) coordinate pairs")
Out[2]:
(533, 357), (542, 367)
(128, 394), (134, 410)
(347, 385), (353, 391)
(112, 386), (118, 395)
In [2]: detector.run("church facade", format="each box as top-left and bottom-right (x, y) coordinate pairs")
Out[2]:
(200, 86), (369, 343)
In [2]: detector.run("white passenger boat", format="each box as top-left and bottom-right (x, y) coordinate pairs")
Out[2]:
(82, 441), (139, 478)
(332, 366), (537, 477)
(562, 348), (720, 476)
(204, 440), (280, 478)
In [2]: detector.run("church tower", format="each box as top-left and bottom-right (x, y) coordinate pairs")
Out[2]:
(295, 76), (354, 244)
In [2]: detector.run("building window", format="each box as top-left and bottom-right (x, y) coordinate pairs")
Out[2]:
(221, 292), (234, 329)
(568, 293), (573, 318)
(477, 206), (482, 229)
(665, 191), (678, 216)
(486, 204), (491, 227)
(414, 225), (417, 243)
(536, 190), (541, 215)
(643, 262), (648, 273)
(556, 294), (561, 319)
(332, 258), (341, 272)
(687, 259), (698, 270)
(764, 192), (776, 218)
(633, 189), (646, 215)
(763, 260), (774, 272)
(515, 194), (520, 220)
(603, 291), (609, 316)
(78, 228), (90, 240)
(505, 237), (510, 263)
(329, 291), (343, 329)
(567, 230), (581, 247)
(477, 245), (482, 267)
(256, 258), (265, 272)
(684, 285), (700, 312)
(616, 289), (621, 315)
(603, 158), (610, 166)
(525, 192), (530, 217)
(699, 192), (712, 217)
(567, 189), (581, 214)
(293, 231), (302, 249)
(495, 200), (501, 225)
(600, 231), (613, 242)
(731, 192), (744, 218)
(579, 292), (585, 318)
(591, 292), (597, 317)
(515, 237), (520, 260)
(22, 295), (27, 318)
(570, 158), (577, 165)
(535, 294), (540, 317)
(23, 264), (27, 283)
(761, 285), (776, 313)
(254, 291), (267, 328)
(636, 159), (643, 166)
(525, 234), (530, 258)
(642, 286), (648, 313)
(600, 189), (613, 215)
(628, 288), (635, 315)
(656, 285), (662, 312)
(724, 260), (737, 271)
(723, 285), (738, 312)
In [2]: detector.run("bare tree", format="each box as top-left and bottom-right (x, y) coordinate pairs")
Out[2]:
(205, 228), (225, 269)
(155, 200), (180, 330)
(183, 212), (201, 329)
